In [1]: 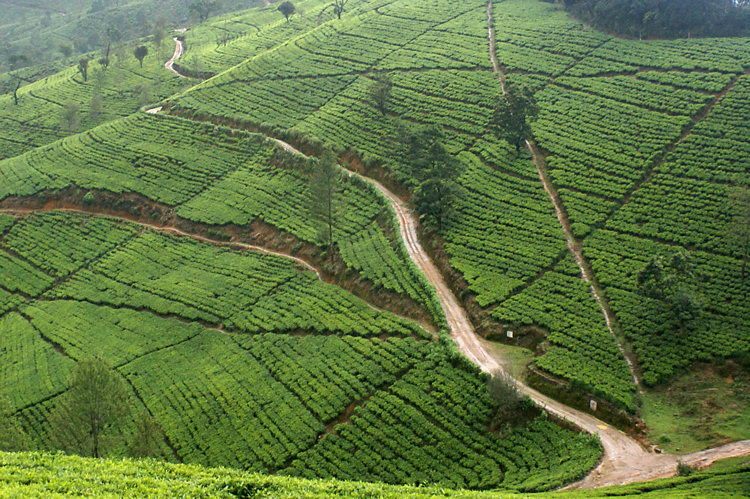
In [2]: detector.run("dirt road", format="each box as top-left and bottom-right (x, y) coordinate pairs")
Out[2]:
(145, 22), (750, 487)
(165, 35), (186, 77)
(345, 166), (750, 488)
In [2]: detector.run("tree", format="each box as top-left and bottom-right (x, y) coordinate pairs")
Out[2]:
(49, 357), (130, 458)
(8, 54), (29, 106)
(637, 250), (703, 337)
(60, 101), (81, 134)
(728, 185), (750, 279)
(369, 73), (392, 116)
(399, 125), (462, 230)
(77, 58), (90, 82)
(332, 0), (349, 19)
(152, 19), (167, 49)
(127, 411), (166, 459)
(0, 396), (31, 452)
(311, 151), (341, 261)
(134, 45), (149, 68)
(486, 371), (526, 431)
(278, 1), (296, 21)
(189, 0), (221, 22)
(100, 26), (121, 71)
(59, 43), (73, 58)
(489, 83), (539, 154)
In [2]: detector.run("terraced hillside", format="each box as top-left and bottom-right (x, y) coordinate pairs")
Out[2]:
(0, 0), (748, 491)
(0, 210), (600, 491)
(164, 0), (750, 422)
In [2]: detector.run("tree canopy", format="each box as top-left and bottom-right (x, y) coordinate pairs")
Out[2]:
(278, 1), (296, 22)
(559, 0), (750, 38)
(489, 84), (539, 154)
(49, 356), (130, 458)
(637, 250), (704, 340)
(399, 125), (462, 230)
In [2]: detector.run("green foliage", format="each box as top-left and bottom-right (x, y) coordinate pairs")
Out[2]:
(490, 83), (539, 153)
(398, 124), (462, 230)
(563, 0), (750, 39)
(278, 1), (297, 21)
(189, 0), (222, 22)
(133, 45), (149, 68)
(2, 451), (747, 498)
(310, 151), (341, 254)
(127, 412), (166, 459)
(59, 101), (81, 134)
(728, 184), (750, 278)
(49, 356), (131, 458)
(0, 397), (30, 452)
(370, 73), (393, 116)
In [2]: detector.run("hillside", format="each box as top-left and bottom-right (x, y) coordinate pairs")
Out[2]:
(1, 451), (749, 498)
(0, 0), (748, 492)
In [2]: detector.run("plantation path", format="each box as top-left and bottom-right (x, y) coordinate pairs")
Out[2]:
(0, 207), (321, 278)
(165, 34), (186, 77)
(485, 0), (639, 389)
(143, 18), (750, 487)
(526, 141), (640, 387)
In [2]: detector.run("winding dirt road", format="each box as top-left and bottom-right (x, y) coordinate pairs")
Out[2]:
(165, 33), (186, 77)
(144, 15), (750, 488)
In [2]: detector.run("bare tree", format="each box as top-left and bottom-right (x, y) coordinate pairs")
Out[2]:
(332, 0), (348, 19)
(8, 54), (30, 105)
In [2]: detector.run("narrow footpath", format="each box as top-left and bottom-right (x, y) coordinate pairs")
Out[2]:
(0, 207), (320, 278)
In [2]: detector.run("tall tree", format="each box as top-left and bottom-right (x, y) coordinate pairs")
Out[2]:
(49, 357), (130, 458)
(8, 54), (29, 106)
(399, 125), (462, 230)
(637, 250), (703, 337)
(60, 101), (81, 134)
(189, 0), (221, 22)
(77, 58), (90, 82)
(311, 151), (341, 261)
(127, 411), (166, 459)
(369, 73), (392, 116)
(729, 184), (750, 279)
(133, 45), (149, 68)
(278, 1), (296, 22)
(332, 0), (349, 19)
(489, 83), (539, 154)
(0, 396), (31, 452)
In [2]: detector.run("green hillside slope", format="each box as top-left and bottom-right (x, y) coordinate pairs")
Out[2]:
(0, 451), (748, 498)
(0, 210), (601, 491)
(164, 0), (750, 422)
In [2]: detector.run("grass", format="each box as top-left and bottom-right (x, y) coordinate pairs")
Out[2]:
(482, 340), (534, 380)
(640, 361), (750, 454)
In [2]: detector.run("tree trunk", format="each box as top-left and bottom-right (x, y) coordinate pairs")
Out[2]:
(742, 235), (748, 280)
(13, 77), (22, 105)
(327, 189), (334, 262)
